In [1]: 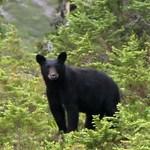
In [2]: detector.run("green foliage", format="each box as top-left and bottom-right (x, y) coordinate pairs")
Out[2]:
(48, 0), (150, 55)
(39, 103), (150, 150)
(47, 0), (116, 65)
(0, 25), (57, 149)
(0, 0), (150, 149)
(106, 34), (150, 99)
(0, 0), (4, 4)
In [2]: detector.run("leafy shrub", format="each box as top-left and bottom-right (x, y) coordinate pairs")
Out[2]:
(0, 0), (150, 149)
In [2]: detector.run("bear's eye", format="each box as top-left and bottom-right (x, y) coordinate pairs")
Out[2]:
(46, 65), (50, 69)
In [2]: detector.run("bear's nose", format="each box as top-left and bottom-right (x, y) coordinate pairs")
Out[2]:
(51, 73), (57, 78)
(48, 73), (59, 80)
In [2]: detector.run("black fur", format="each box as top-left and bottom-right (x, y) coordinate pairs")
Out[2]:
(36, 52), (120, 133)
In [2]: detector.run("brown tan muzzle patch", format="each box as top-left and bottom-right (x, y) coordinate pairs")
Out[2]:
(48, 67), (59, 80)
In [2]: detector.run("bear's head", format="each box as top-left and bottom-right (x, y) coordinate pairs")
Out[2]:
(36, 52), (67, 81)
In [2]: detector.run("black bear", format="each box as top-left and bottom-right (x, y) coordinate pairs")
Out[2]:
(36, 52), (120, 133)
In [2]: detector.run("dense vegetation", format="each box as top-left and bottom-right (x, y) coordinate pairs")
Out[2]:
(0, 0), (150, 149)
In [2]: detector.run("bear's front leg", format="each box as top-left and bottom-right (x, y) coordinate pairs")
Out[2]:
(50, 103), (67, 133)
(66, 105), (79, 132)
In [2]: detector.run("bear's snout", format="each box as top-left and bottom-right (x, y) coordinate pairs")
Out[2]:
(48, 67), (59, 80)
(48, 73), (59, 80)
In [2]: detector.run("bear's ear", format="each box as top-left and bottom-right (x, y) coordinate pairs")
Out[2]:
(57, 52), (67, 64)
(36, 54), (46, 65)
